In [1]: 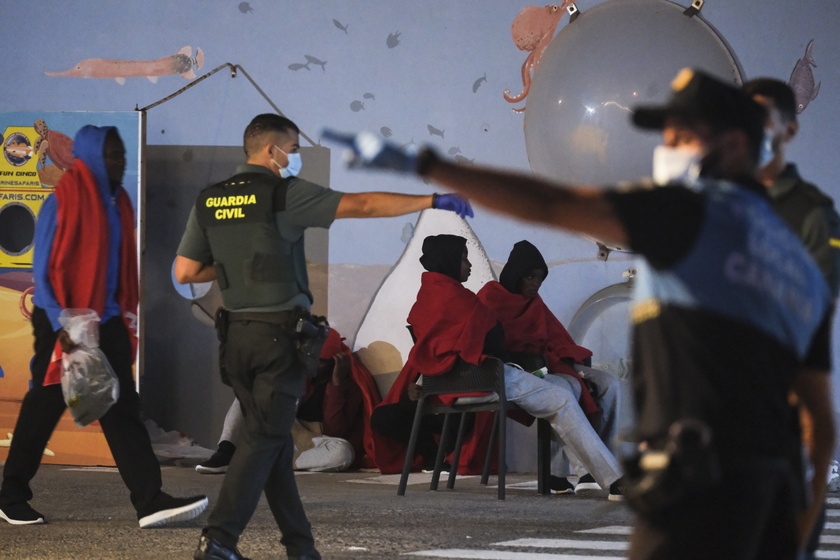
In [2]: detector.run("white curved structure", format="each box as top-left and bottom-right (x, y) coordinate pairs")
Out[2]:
(352, 209), (496, 396)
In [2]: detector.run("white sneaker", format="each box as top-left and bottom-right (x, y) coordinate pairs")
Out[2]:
(574, 474), (602, 497)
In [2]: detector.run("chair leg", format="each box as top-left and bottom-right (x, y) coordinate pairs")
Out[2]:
(537, 418), (551, 495)
(497, 405), (506, 500)
(481, 411), (499, 486)
(447, 412), (470, 490)
(398, 398), (427, 496)
(431, 413), (453, 491)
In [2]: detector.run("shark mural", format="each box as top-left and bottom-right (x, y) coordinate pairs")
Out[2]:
(45, 46), (204, 85)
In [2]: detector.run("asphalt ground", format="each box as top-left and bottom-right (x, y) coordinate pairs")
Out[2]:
(5, 463), (840, 560)
(0, 463), (635, 560)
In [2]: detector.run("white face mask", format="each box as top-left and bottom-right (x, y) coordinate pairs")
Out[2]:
(270, 146), (303, 178)
(757, 129), (775, 170)
(652, 145), (702, 186)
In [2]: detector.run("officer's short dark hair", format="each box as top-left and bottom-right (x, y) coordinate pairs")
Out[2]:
(742, 78), (798, 124)
(243, 114), (300, 157)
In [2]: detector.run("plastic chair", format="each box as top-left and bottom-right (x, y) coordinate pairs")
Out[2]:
(396, 354), (552, 500)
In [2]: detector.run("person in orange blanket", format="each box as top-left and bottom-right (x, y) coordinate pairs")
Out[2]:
(371, 234), (624, 499)
(197, 327), (381, 473)
(0, 125), (207, 528)
(478, 240), (627, 495)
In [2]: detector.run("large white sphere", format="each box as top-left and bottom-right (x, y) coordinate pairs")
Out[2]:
(524, 0), (742, 187)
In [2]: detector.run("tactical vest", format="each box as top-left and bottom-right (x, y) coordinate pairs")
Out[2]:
(194, 172), (309, 309)
(634, 179), (831, 359)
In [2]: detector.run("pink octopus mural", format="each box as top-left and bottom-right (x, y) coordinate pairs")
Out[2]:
(504, 2), (574, 112)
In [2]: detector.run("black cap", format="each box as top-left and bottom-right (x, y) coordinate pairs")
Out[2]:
(632, 68), (766, 135)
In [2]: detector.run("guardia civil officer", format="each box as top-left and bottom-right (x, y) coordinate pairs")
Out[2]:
(175, 113), (473, 560)
(743, 76), (840, 560)
(324, 70), (836, 560)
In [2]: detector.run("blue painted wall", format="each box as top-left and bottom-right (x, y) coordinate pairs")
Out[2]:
(4, 0), (839, 443)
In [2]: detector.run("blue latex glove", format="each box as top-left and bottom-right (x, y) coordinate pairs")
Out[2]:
(321, 129), (417, 173)
(433, 193), (474, 219)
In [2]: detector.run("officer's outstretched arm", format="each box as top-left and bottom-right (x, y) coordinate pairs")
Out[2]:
(322, 128), (623, 244)
(335, 191), (472, 219)
(422, 153), (626, 245)
(335, 192), (432, 219)
(174, 255), (217, 284)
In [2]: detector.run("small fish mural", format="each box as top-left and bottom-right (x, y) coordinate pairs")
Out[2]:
(387, 32), (402, 49)
(304, 55), (327, 71)
(504, 3), (573, 112)
(238, 2), (254, 14)
(4, 133), (33, 165)
(288, 63), (310, 71)
(380, 127), (393, 138)
(454, 154), (475, 166)
(333, 19), (349, 34)
(447, 146), (462, 156)
(427, 125), (445, 138)
(363, 92), (375, 100)
(472, 74), (487, 93)
(350, 100), (365, 112)
(45, 46), (205, 85)
(789, 39), (821, 114)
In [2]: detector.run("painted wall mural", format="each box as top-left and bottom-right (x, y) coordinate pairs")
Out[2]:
(45, 46), (204, 85)
(2, 0), (839, 450)
(790, 39), (820, 114)
(504, 2), (574, 112)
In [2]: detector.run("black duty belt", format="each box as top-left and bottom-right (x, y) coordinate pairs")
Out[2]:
(227, 310), (295, 324)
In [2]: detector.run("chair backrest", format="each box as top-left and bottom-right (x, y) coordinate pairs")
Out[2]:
(421, 356), (504, 397)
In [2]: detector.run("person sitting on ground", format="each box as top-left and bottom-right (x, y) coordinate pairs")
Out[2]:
(371, 234), (625, 499)
(478, 239), (626, 495)
(197, 327), (381, 473)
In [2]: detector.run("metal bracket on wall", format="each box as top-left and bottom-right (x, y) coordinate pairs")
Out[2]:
(596, 242), (611, 261)
(683, 0), (704, 17)
(134, 63), (318, 147)
(567, 3), (581, 23)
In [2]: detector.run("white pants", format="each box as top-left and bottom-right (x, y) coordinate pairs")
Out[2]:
(503, 364), (622, 487)
(545, 365), (630, 480)
(218, 398), (355, 472)
(294, 436), (355, 472)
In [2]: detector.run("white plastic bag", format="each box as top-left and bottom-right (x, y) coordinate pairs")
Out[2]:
(59, 309), (120, 427)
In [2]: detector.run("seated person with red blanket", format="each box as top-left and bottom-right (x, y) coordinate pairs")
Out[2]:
(369, 234), (490, 474)
(371, 234), (624, 499)
(197, 327), (381, 473)
(478, 240), (626, 495)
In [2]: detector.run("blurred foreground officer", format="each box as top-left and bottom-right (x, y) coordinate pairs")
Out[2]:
(324, 69), (836, 560)
(175, 113), (472, 560)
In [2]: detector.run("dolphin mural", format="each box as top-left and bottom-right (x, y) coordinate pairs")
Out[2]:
(45, 46), (204, 85)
